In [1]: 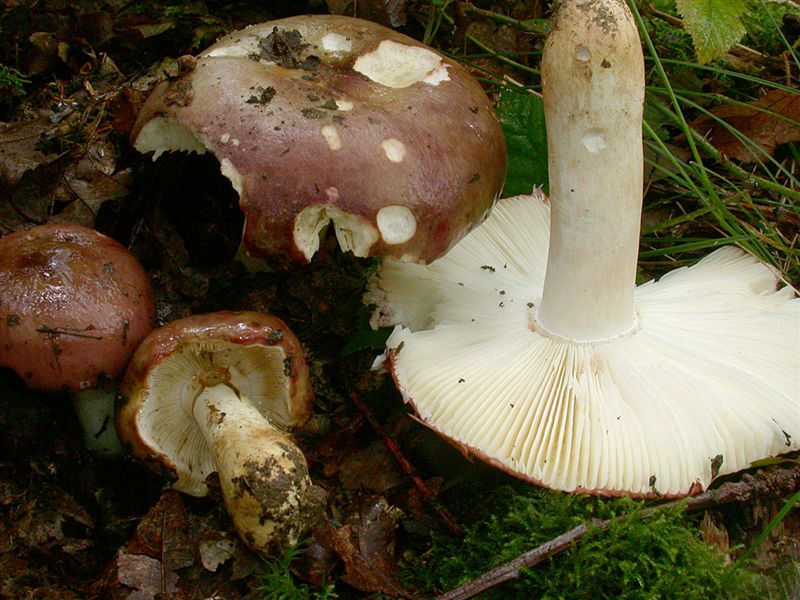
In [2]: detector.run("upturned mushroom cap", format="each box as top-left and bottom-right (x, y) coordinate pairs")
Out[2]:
(132, 14), (506, 265)
(368, 193), (800, 497)
(117, 311), (322, 552)
(366, 0), (800, 498)
(0, 224), (155, 392)
(117, 311), (313, 488)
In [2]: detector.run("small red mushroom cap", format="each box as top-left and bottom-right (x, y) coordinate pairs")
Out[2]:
(0, 224), (156, 392)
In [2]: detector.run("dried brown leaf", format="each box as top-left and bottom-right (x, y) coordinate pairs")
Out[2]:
(128, 491), (195, 571)
(116, 551), (179, 599)
(325, 0), (407, 27)
(198, 538), (236, 572)
(11, 481), (94, 553)
(337, 440), (406, 493)
(0, 119), (56, 188)
(317, 496), (406, 596)
(292, 537), (340, 586)
(692, 89), (800, 162)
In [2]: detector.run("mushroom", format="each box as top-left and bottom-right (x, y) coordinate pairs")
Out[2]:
(0, 223), (156, 455)
(116, 311), (325, 553)
(366, 0), (800, 497)
(131, 14), (506, 265)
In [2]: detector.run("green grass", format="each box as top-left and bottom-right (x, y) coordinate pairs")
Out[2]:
(426, 0), (800, 285)
(630, 1), (800, 284)
(0, 63), (28, 94)
(251, 542), (337, 600)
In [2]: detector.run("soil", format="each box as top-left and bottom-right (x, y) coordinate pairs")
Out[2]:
(0, 1), (798, 598)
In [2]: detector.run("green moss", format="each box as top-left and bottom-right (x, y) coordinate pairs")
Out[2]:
(646, 14), (698, 64)
(403, 483), (756, 598)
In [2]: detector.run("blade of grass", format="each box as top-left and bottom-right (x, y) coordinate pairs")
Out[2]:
(722, 487), (800, 586)
(755, 0), (800, 71)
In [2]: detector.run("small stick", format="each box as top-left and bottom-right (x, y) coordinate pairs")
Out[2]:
(437, 465), (800, 600)
(437, 522), (597, 600)
(349, 392), (463, 536)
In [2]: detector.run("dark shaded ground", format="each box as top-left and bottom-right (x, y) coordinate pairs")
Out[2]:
(0, 1), (798, 598)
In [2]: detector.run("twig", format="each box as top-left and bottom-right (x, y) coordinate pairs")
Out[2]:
(349, 392), (464, 536)
(437, 465), (800, 600)
(460, 2), (547, 34)
(437, 522), (597, 600)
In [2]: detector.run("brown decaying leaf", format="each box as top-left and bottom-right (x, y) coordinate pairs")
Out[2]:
(5, 480), (94, 554)
(102, 489), (253, 598)
(115, 551), (180, 599)
(692, 89), (800, 162)
(1, 121), (131, 231)
(325, 0), (407, 27)
(0, 119), (56, 189)
(316, 496), (407, 596)
(127, 491), (195, 571)
(332, 439), (407, 493)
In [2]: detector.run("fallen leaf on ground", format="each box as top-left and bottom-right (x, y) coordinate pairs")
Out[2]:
(199, 538), (237, 572)
(325, 0), (407, 26)
(317, 496), (406, 596)
(692, 89), (800, 162)
(127, 491), (195, 571)
(0, 119), (56, 188)
(9, 480), (94, 554)
(336, 440), (407, 493)
(116, 551), (179, 599)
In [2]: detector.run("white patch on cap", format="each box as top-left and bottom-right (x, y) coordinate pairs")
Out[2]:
(321, 125), (342, 150)
(382, 138), (406, 163)
(353, 40), (450, 88)
(219, 158), (244, 196)
(335, 99), (354, 111)
(321, 32), (352, 53)
(576, 45), (591, 62)
(220, 133), (230, 143)
(377, 205), (417, 244)
(204, 46), (252, 58)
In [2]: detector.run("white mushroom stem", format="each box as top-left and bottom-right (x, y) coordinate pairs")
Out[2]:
(192, 383), (317, 550)
(535, 0), (644, 342)
(71, 383), (124, 457)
